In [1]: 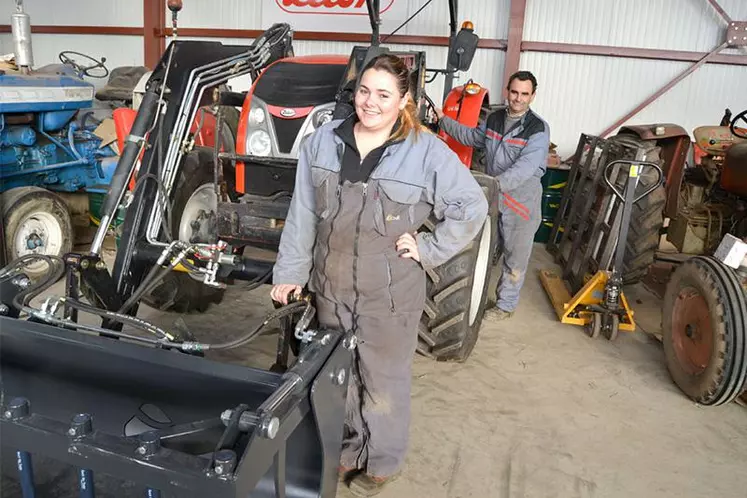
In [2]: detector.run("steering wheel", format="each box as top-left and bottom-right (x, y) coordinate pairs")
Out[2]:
(730, 109), (747, 140)
(58, 51), (109, 79)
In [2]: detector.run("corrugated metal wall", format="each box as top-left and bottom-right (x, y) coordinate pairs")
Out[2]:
(0, 0), (142, 88)
(173, 0), (508, 101)
(2, 0), (744, 157)
(523, 0), (747, 156)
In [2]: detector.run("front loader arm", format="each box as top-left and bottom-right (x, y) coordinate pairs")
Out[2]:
(87, 26), (293, 314)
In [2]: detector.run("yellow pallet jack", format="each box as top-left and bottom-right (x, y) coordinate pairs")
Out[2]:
(541, 156), (663, 340)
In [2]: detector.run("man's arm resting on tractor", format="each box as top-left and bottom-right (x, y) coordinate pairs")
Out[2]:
(438, 115), (488, 149)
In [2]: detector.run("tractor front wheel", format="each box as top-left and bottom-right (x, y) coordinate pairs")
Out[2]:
(2, 186), (73, 279)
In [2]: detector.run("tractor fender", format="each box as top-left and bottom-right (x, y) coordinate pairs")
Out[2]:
(439, 84), (490, 168)
(617, 123), (689, 141)
(615, 123), (691, 219)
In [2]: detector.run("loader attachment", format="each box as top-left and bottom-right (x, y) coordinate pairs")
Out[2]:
(0, 314), (353, 497)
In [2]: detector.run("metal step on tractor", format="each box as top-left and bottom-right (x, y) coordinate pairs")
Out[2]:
(0, 1), (503, 495)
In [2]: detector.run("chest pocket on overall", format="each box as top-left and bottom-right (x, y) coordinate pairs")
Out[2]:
(310, 165), (336, 220)
(373, 179), (423, 236)
(504, 140), (526, 162)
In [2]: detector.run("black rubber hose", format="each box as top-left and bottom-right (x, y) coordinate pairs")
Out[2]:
(4, 255), (66, 308)
(61, 298), (174, 341)
(204, 301), (307, 351)
(117, 260), (171, 315)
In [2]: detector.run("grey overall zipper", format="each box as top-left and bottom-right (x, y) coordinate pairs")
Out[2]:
(351, 181), (372, 470)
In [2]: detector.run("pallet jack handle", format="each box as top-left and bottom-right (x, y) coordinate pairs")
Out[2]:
(603, 160), (663, 204)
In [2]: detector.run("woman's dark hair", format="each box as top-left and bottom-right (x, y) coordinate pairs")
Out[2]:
(358, 53), (422, 141)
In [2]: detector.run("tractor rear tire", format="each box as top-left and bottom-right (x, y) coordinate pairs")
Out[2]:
(609, 133), (666, 284)
(416, 172), (499, 362)
(662, 255), (747, 406)
(2, 186), (73, 279)
(141, 150), (227, 313)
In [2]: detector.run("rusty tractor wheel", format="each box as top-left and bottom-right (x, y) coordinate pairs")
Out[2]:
(662, 256), (747, 405)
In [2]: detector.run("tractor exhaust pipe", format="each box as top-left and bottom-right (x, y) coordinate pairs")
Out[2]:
(11, 0), (33, 73)
(90, 88), (160, 255)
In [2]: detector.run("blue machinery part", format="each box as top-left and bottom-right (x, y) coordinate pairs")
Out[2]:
(0, 65), (117, 196)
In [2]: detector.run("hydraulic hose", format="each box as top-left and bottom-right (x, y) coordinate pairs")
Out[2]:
(3, 252), (306, 353)
(4, 254), (65, 308)
(117, 241), (194, 315)
(59, 297), (175, 341)
(180, 301), (308, 353)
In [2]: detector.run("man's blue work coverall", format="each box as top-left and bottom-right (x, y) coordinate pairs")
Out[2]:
(439, 106), (550, 312)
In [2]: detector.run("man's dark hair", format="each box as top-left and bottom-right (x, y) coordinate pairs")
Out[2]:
(507, 70), (537, 93)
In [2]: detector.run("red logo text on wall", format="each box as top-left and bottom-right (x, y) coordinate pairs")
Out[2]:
(276, 0), (396, 15)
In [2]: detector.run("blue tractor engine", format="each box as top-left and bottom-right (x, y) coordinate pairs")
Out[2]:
(1, 1), (119, 276)
(0, 66), (118, 193)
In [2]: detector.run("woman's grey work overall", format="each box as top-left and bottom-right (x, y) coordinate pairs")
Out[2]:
(273, 118), (488, 477)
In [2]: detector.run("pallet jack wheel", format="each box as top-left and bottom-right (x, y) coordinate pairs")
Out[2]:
(604, 314), (620, 341)
(585, 313), (602, 339)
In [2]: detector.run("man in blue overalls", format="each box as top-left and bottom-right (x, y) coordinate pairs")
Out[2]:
(437, 71), (550, 320)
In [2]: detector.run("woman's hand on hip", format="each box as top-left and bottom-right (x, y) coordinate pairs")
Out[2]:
(396, 233), (420, 262)
(271, 284), (302, 305)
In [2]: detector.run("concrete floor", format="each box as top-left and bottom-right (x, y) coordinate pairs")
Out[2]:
(4, 241), (747, 497)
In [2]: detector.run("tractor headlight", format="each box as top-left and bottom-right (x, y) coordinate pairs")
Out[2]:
(248, 107), (266, 126)
(312, 108), (334, 128)
(248, 130), (271, 156)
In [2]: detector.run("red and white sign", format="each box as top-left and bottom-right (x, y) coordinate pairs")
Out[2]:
(263, 0), (408, 33)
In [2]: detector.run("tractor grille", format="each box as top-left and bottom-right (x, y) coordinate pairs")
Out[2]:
(272, 116), (305, 154)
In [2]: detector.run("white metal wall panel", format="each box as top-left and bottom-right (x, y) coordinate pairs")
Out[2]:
(171, 0), (262, 29)
(520, 51), (747, 157)
(0, 33), (12, 54)
(0, 0), (141, 26)
(397, 0), (509, 38)
(26, 34), (144, 89)
(169, 0), (506, 37)
(523, 0), (747, 52)
(519, 0), (747, 157)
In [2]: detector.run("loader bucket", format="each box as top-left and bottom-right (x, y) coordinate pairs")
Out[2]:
(0, 315), (353, 497)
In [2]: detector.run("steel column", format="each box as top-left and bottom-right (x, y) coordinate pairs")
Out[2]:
(502, 0), (527, 97)
(143, 0), (166, 70)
